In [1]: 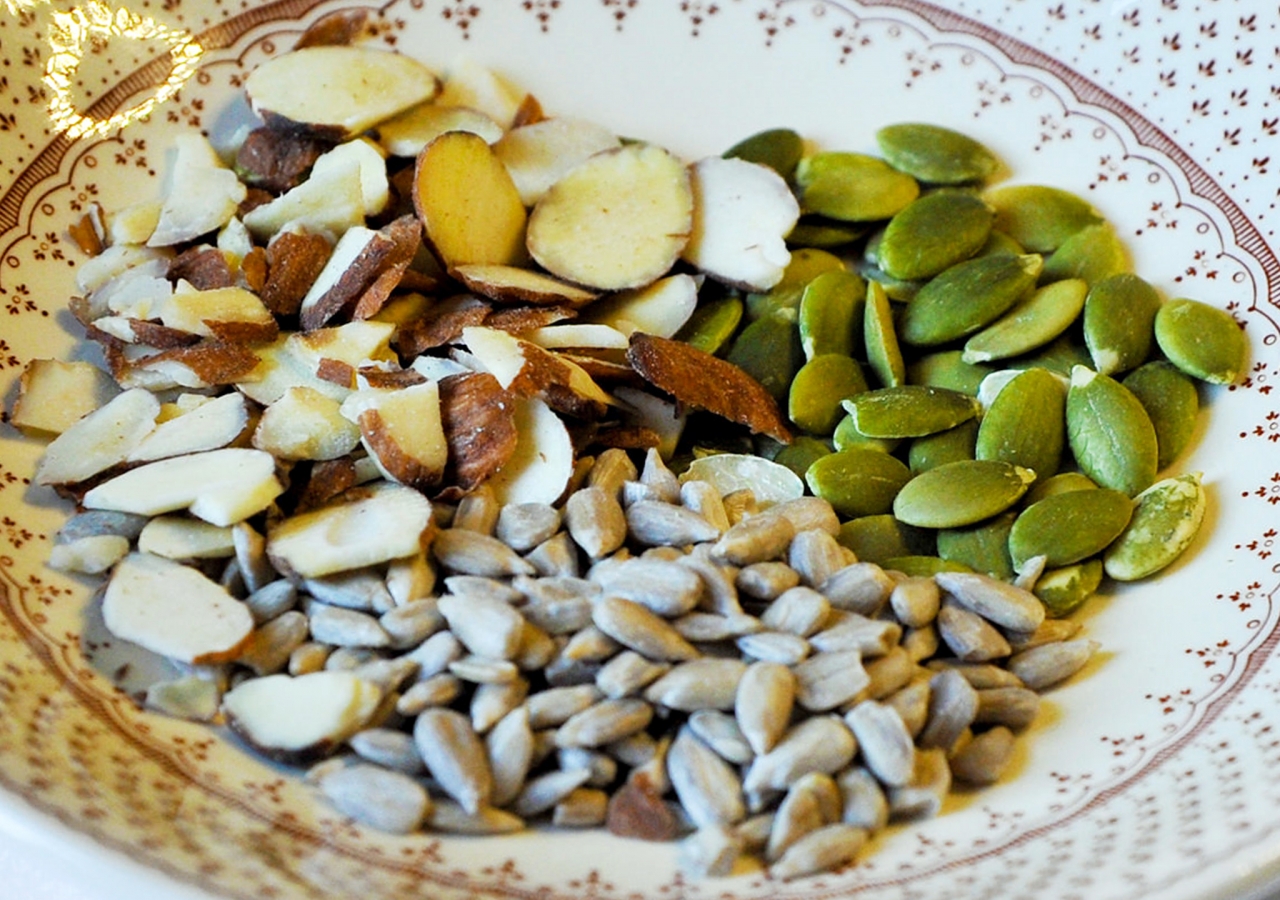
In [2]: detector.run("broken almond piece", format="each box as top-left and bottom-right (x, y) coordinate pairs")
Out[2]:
(148, 133), (248, 247)
(493, 116), (622, 206)
(339, 381), (447, 491)
(413, 130), (528, 269)
(294, 6), (373, 49)
(137, 515), (236, 560)
(377, 103), (505, 158)
(103, 552), (254, 664)
(254, 385), (360, 461)
(435, 58), (525, 128)
(47, 534), (131, 575)
(527, 143), (693, 291)
(309, 138), (391, 218)
(262, 231), (333, 316)
(34, 387), (160, 486)
(486, 396), (574, 506)
(10, 359), (120, 435)
(395, 295), (493, 357)
(266, 482), (434, 578)
(582, 273), (698, 339)
(482, 303), (577, 335)
(438, 371), (518, 491)
(451, 263), (599, 308)
(244, 46), (441, 141)
(167, 246), (235, 290)
(234, 126), (333, 193)
(126, 392), (250, 463)
(463, 325), (611, 419)
(524, 324), (630, 351)
(82, 447), (283, 527)
(626, 333), (791, 443)
(682, 156), (799, 291)
(120, 341), (263, 391)
(242, 154), (366, 241)
(222, 670), (382, 764)
(159, 286), (279, 343)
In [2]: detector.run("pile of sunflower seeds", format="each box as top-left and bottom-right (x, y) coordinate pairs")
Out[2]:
(183, 445), (1094, 881)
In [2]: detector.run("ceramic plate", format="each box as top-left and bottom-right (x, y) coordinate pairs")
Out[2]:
(1, 1), (1278, 898)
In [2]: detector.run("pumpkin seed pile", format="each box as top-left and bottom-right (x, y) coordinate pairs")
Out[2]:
(15, 39), (1246, 884)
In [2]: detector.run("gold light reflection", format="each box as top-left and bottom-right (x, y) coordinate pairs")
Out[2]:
(29, 0), (204, 140)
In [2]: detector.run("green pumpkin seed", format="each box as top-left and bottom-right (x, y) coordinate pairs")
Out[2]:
(962, 278), (1088, 364)
(798, 269), (866, 360)
(860, 266), (924, 302)
(1082, 273), (1162, 376)
(843, 384), (981, 439)
(882, 555), (974, 577)
(908, 419), (978, 473)
(795, 152), (921, 222)
(745, 247), (845, 320)
(1041, 222), (1129, 285)
(975, 367), (1066, 482)
(1066, 366), (1159, 497)
(675, 293), (743, 356)
(773, 435), (833, 480)
(1007, 487), (1133, 572)
(875, 123), (1000, 185)
(974, 229), (1024, 259)
(1033, 559), (1103, 618)
(787, 217), (866, 249)
(937, 510), (1016, 581)
(789, 354), (869, 435)
(893, 459), (1035, 528)
(1022, 471), (1097, 507)
(723, 127), (804, 179)
(899, 253), (1042, 347)
(837, 514), (935, 564)
(1103, 472), (1206, 581)
(1122, 361), (1200, 469)
(864, 280), (906, 388)
(984, 184), (1104, 253)
(726, 311), (803, 404)
(1008, 333), (1094, 379)
(877, 190), (994, 281)
(906, 350), (995, 395)
(832, 414), (901, 454)
(1153, 298), (1248, 385)
(805, 447), (913, 518)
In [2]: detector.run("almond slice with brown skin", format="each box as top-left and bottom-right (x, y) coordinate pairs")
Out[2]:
(493, 116), (622, 206)
(339, 381), (447, 491)
(126, 391), (250, 462)
(160, 287), (279, 343)
(103, 552), (254, 664)
(451, 263), (600, 308)
(486, 396), (575, 506)
(526, 143), (692, 291)
(438, 371), (519, 492)
(463, 325), (611, 420)
(10, 359), (119, 436)
(626, 333), (792, 443)
(413, 130), (528, 270)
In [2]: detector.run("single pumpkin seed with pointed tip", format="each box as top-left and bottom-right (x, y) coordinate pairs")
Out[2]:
(789, 354), (868, 436)
(1082, 273), (1162, 376)
(877, 190), (994, 281)
(975, 367), (1066, 483)
(805, 448), (913, 519)
(1022, 471), (1098, 506)
(984, 184), (1103, 253)
(875, 123), (1000, 185)
(864, 281), (906, 388)
(1154, 298), (1247, 385)
(1040, 222), (1129, 285)
(1007, 487), (1133, 572)
(675, 293), (743, 356)
(799, 269), (866, 360)
(908, 419), (978, 474)
(795, 152), (920, 222)
(899, 253), (1042, 347)
(936, 510), (1017, 581)
(843, 385), (981, 439)
(1122, 361), (1200, 469)
(892, 459), (1035, 529)
(906, 350), (996, 395)
(962, 278), (1088, 364)
(1103, 472), (1206, 581)
(1033, 558), (1103, 618)
(724, 128), (804, 179)
(726, 312), (803, 404)
(787, 216), (867, 249)
(1066, 366), (1159, 497)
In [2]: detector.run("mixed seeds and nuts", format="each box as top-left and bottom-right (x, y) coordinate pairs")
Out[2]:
(8, 22), (1246, 882)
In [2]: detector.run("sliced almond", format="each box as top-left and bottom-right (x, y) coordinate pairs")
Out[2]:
(438, 371), (518, 491)
(262, 231), (333, 316)
(582, 273), (698, 339)
(627, 333), (791, 443)
(526, 143), (692, 291)
(254, 385), (361, 461)
(242, 154), (366, 241)
(222, 670), (382, 764)
(483, 303), (577, 335)
(34, 388), (160, 486)
(462, 325), (611, 419)
(435, 58), (525, 129)
(137, 516), (236, 560)
(294, 7), (374, 48)
(168, 246), (236, 291)
(451, 263), (599, 308)
(159, 286), (279, 343)
(234, 126), (333, 193)
(396, 294), (492, 357)
(297, 226), (389, 331)
(525, 324), (630, 351)
(123, 341), (263, 390)
(10, 359), (119, 436)
(340, 381), (447, 490)
(486, 395), (574, 506)
(377, 103), (505, 158)
(413, 130), (528, 269)
(244, 46), (441, 140)
(148, 133), (247, 247)
(682, 156), (799, 291)
(126, 392), (250, 462)
(309, 138), (391, 218)
(103, 552), (254, 663)
(493, 116), (622, 206)
(266, 482), (434, 578)
(82, 447), (283, 527)
(237, 322), (397, 406)
(295, 457), (359, 512)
